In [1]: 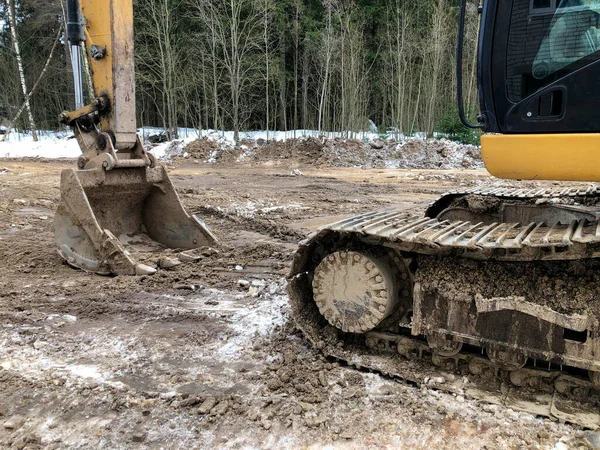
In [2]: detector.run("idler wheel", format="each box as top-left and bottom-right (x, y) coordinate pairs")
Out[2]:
(312, 250), (399, 334)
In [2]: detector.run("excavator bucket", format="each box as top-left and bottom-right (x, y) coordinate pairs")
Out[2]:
(54, 164), (218, 275)
(58, 0), (217, 276)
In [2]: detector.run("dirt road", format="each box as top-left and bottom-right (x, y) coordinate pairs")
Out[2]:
(0, 158), (595, 448)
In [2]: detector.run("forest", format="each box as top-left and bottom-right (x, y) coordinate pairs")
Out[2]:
(0, 0), (480, 143)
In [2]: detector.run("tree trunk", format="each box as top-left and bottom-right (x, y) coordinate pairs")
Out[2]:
(293, 1), (299, 138)
(7, 0), (38, 141)
(0, 25), (62, 142)
(264, 0), (270, 141)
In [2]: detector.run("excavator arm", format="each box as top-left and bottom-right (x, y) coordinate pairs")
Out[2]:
(54, 0), (217, 276)
(62, 0), (148, 168)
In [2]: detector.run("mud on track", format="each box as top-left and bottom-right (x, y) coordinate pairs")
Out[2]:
(0, 157), (597, 448)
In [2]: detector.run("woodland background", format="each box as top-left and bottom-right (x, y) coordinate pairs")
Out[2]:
(0, 0), (481, 143)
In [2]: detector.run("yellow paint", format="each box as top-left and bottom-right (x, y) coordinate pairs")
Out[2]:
(80, 0), (113, 132)
(79, 0), (135, 144)
(482, 133), (600, 182)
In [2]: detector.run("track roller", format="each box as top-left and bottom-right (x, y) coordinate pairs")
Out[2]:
(487, 347), (527, 371)
(427, 332), (463, 357)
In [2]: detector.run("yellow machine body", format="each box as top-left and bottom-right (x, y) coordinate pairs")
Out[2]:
(482, 133), (600, 182)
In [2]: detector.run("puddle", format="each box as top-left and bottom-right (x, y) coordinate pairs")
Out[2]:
(15, 206), (53, 216)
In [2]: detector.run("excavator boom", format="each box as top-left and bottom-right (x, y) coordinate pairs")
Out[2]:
(55, 0), (217, 275)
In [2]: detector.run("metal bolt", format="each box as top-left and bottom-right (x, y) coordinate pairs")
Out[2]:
(527, 111), (533, 117)
(77, 155), (88, 169)
(97, 134), (107, 151)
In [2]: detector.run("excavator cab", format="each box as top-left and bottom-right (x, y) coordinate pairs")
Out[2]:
(473, 0), (600, 180)
(55, 0), (217, 275)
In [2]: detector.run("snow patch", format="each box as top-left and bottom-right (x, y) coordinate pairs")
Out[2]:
(67, 364), (104, 380)
(0, 131), (80, 158)
(214, 201), (309, 219)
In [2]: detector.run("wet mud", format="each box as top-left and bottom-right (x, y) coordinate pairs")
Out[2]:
(0, 158), (597, 448)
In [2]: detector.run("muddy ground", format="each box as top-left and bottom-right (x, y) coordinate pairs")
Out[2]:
(0, 152), (598, 449)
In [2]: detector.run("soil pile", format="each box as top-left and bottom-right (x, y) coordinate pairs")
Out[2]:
(392, 139), (482, 170)
(170, 137), (484, 170)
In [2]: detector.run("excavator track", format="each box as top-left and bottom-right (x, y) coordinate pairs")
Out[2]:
(288, 187), (600, 429)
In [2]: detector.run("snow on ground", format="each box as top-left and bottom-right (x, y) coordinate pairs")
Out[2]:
(0, 130), (80, 159)
(0, 127), (434, 160)
(213, 201), (311, 219)
(0, 127), (468, 167)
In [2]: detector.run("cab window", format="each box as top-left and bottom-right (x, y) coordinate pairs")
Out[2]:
(507, 0), (600, 101)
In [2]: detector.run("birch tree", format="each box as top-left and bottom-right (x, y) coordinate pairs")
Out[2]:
(0, 25), (62, 142)
(6, 0), (37, 140)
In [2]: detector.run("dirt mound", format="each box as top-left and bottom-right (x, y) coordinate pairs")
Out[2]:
(184, 137), (221, 161)
(393, 139), (482, 170)
(174, 137), (483, 170)
(239, 138), (332, 167)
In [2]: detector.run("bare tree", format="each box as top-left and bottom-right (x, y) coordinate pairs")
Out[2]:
(0, 25), (62, 142)
(194, 0), (263, 143)
(6, 0), (37, 141)
(136, 0), (185, 139)
(385, 0), (413, 136)
(262, 0), (272, 140)
(317, 0), (336, 133)
(423, 0), (450, 135)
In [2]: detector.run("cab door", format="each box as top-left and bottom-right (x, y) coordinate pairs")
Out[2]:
(480, 0), (600, 133)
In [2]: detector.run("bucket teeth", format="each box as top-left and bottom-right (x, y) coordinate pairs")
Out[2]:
(101, 229), (138, 275)
(135, 264), (157, 276)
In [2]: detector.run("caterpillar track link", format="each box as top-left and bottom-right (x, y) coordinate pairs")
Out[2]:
(288, 187), (600, 428)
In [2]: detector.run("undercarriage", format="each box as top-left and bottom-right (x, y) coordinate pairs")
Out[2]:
(288, 187), (600, 428)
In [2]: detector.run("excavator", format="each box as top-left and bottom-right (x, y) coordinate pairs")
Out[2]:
(55, 0), (217, 276)
(288, 0), (600, 428)
(60, 0), (600, 428)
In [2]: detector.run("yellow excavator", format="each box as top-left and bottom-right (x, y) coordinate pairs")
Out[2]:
(56, 0), (217, 276)
(288, 0), (600, 428)
(60, 0), (600, 427)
